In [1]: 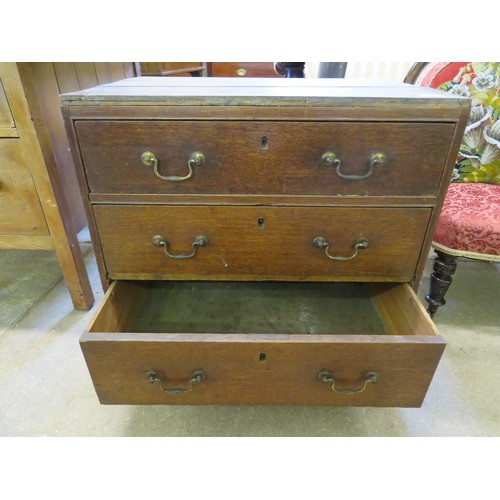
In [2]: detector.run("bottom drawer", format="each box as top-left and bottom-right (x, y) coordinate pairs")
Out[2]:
(81, 281), (445, 407)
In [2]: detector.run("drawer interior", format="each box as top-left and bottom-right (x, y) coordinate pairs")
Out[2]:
(88, 280), (438, 338)
(127, 281), (383, 335)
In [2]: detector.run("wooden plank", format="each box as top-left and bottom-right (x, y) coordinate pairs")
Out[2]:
(0, 79), (15, 127)
(53, 63), (80, 94)
(25, 63), (87, 233)
(88, 193), (437, 207)
(5, 63), (94, 310)
(62, 105), (110, 293)
(108, 62), (127, 82)
(102, 76), (404, 87)
(0, 139), (49, 234)
(95, 63), (136, 85)
(88, 280), (148, 333)
(0, 127), (18, 137)
(62, 90), (468, 107)
(95, 63), (113, 85)
(63, 104), (464, 122)
(82, 331), (447, 344)
(94, 76), (450, 93)
(75, 62), (98, 90)
(0, 234), (53, 250)
(105, 272), (415, 283)
(371, 283), (440, 337)
(60, 77), (469, 107)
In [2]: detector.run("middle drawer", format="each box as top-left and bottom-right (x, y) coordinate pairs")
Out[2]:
(93, 205), (431, 281)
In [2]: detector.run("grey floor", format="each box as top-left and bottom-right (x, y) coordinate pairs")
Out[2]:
(0, 233), (499, 437)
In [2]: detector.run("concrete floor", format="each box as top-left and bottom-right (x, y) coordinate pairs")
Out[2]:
(0, 236), (499, 437)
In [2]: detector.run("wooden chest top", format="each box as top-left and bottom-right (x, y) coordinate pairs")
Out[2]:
(61, 76), (467, 109)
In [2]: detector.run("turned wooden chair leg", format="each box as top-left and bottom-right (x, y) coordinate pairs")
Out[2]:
(425, 250), (458, 318)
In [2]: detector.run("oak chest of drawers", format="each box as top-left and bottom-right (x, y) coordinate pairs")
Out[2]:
(62, 77), (470, 407)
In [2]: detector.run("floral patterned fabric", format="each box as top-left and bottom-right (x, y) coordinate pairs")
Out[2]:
(432, 183), (500, 261)
(416, 62), (500, 184)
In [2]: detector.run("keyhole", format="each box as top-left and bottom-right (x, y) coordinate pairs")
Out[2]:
(259, 352), (267, 361)
(261, 136), (269, 150)
(257, 218), (265, 230)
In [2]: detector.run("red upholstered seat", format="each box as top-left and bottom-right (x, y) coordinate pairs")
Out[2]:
(433, 183), (500, 261)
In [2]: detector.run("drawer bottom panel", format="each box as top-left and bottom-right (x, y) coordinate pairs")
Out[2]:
(81, 281), (445, 407)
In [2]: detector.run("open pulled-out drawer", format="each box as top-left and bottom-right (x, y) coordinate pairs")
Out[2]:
(81, 280), (445, 407)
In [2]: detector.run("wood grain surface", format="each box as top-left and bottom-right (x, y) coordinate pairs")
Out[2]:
(0, 139), (48, 235)
(93, 204), (431, 281)
(76, 120), (455, 197)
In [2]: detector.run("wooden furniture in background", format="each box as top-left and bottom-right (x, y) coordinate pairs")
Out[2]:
(138, 62), (294, 78)
(62, 77), (469, 406)
(0, 62), (137, 310)
(139, 62), (206, 77)
(208, 62), (285, 77)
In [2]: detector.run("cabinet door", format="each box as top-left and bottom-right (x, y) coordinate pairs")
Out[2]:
(0, 139), (48, 235)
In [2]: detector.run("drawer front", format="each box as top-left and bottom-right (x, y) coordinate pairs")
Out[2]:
(93, 205), (431, 280)
(0, 140), (48, 234)
(82, 337), (444, 406)
(76, 120), (454, 196)
(81, 281), (445, 407)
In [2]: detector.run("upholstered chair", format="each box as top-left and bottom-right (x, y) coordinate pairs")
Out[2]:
(405, 62), (500, 317)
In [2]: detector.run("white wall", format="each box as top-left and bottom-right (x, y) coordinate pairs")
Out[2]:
(306, 62), (414, 81)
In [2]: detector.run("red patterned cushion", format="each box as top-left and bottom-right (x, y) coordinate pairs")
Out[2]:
(433, 183), (500, 260)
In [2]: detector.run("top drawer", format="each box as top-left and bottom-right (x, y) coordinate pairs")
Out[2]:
(75, 120), (454, 197)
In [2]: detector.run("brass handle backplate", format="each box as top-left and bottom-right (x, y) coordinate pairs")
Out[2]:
(322, 151), (386, 180)
(313, 236), (369, 261)
(141, 151), (205, 182)
(153, 234), (208, 259)
(146, 370), (207, 394)
(318, 370), (378, 395)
